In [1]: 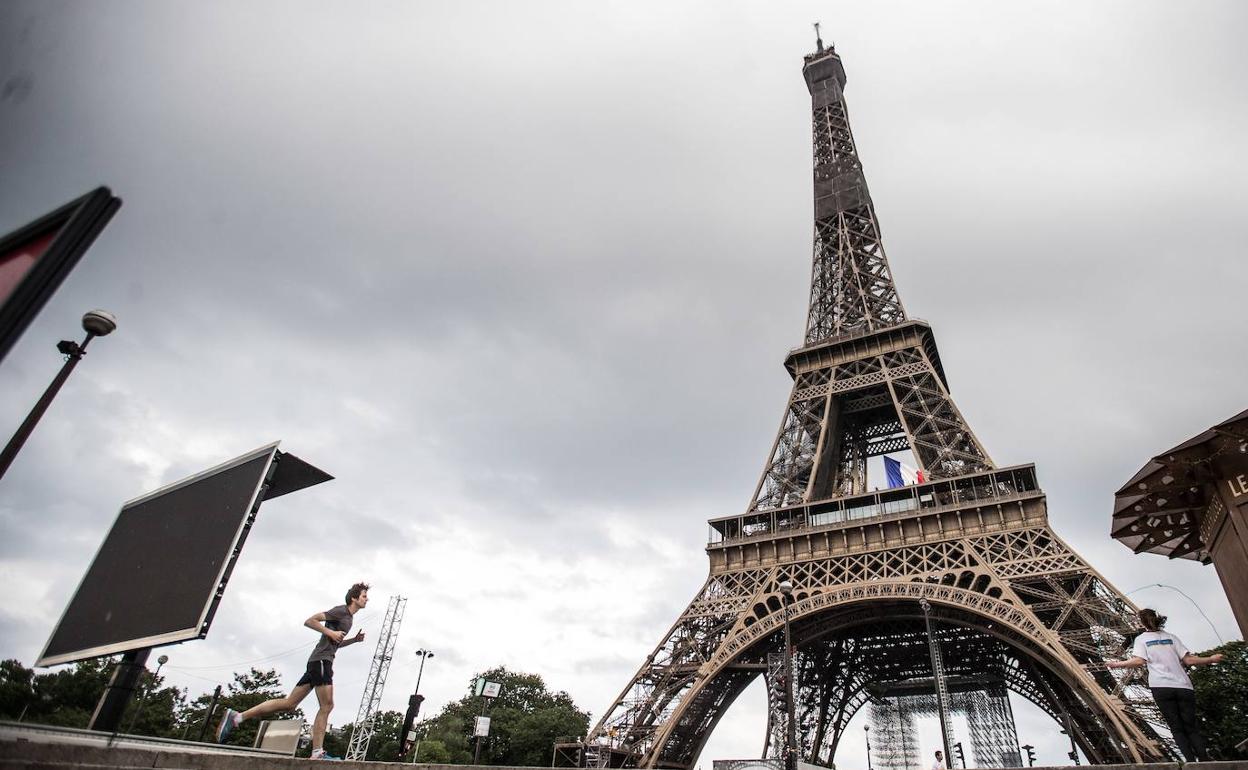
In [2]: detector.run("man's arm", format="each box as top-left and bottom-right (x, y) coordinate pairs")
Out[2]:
(1182, 652), (1224, 667)
(1106, 657), (1147, 669)
(339, 630), (366, 647)
(305, 612), (345, 644)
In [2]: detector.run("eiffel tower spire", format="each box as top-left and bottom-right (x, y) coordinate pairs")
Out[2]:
(803, 44), (906, 344)
(746, 44), (988, 512)
(559, 44), (1174, 770)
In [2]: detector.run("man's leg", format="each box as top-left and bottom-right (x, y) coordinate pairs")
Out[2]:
(217, 684), (312, 742)
(241, 684), (312, 722)
(311, 684), (334, 753)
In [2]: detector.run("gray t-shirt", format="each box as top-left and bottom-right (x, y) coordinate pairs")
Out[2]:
(308, 605), (353, 663)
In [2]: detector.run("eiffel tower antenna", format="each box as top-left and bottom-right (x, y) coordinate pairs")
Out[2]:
(345, 595), (407, 761)
(557, 44), (1177, 770)
(813, 22), (824, 53)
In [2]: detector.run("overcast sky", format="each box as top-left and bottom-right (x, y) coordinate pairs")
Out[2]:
(1, 1), (1245, 767)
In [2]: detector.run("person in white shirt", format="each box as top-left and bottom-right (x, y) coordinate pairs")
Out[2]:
(930, 749), (945, 770)
(1106, 608), (1223, 762)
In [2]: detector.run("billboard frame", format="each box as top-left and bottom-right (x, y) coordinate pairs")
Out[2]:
(0, 187), (122, 366)
(35, 442), (281, 667)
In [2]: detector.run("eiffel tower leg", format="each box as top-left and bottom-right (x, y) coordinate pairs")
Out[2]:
(586, 569), (777, 768)
(596, 532), (1169, 768)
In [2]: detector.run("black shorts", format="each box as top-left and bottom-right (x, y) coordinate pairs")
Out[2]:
(296, 659), (334, 687)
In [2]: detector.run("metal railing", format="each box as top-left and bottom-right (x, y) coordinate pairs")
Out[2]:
(709, 465), (1041, 546)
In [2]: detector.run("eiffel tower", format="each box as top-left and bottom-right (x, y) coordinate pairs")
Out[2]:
(563, 39), (1172, 769)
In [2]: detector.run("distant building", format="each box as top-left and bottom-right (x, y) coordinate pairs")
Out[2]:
(1112, 409), (1248, 636)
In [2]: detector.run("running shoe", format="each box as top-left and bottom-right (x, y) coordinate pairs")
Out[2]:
(215, 708), (241, 743)
(310, 748), (341, 761)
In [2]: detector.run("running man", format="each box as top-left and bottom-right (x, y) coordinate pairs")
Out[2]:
(216, 582), (370, 759)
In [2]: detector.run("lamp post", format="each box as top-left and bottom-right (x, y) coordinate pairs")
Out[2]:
(402, 649), (434, 761)
(779, 581), (797, 770)
(124, 654), (168, 734)
(414, 648), (434, 694)
(919, 598), (953, 766)
(0, 309), (117, 482)
(864, 724), (872, 770)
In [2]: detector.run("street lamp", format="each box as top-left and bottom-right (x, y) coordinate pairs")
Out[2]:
(0, 309), (117, 482)
(919, 598), (953, 767)
(414, 648), (434, 693)
(124, 653), (168, 734)
(864, 724), (872, 770)
(778, 580), (797, 770)
(403, 649), (435, 762)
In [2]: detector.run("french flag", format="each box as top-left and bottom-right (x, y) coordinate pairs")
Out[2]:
(884, 456), (926, 488)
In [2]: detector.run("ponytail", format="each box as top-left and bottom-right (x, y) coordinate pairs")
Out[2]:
(1138, 608), (1167, 632)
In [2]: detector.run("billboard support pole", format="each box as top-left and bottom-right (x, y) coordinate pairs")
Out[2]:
(87, 647), (150, 733)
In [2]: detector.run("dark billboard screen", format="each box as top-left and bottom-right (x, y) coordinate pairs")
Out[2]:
(37, 444), (278, 666)
(0, 187), (121, 366)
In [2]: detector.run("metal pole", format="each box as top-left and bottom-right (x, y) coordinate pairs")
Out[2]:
(415, 657), (426, 693)
(920, 599), (953, 765)
(400, 651), (432, 761)
(780, 583), (797, 770)
(1061, 710), (1080, 765)
(474, 695), (490, 764)
(897, 701), (908, 770)
(864, 725), (872, 770)
(0, 332), (94, 481)
(197, 685), (223, 743)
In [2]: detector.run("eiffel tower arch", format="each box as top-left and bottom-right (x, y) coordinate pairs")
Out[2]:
(564, 40), (1172, 769)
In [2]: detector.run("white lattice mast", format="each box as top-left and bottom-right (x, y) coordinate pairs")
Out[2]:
(345, 594), (407, 761)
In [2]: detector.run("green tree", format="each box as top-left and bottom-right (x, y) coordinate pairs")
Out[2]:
(1, 657), (186, 736)
(413, 736), (453, 763)
(320, 723), (352, 758)
(418, 666), (590, 766)
(1191, 639), (1247, 759)
(0, 657), (115, 728)
(117, 666), (186, 737)
(329, 710), (408, 761)
(0, 659), (37, 719)
(364, 709), (406, 761)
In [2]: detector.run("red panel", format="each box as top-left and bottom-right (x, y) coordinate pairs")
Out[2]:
(0, 228), (59, 305)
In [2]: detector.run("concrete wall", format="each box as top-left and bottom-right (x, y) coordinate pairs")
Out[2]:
(2, 741), (1247, 770)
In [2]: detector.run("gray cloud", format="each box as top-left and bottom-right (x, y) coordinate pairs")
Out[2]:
(1, 1), (1245, 767)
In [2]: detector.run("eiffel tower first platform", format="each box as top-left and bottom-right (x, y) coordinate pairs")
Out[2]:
(555, 40), (1172, 770)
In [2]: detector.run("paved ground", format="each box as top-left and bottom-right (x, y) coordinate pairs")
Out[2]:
(1, 723), (1245, 770)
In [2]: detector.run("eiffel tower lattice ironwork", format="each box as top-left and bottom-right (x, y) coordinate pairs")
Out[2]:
(562, 39), (1175, 770)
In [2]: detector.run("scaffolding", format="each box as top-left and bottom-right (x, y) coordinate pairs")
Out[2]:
(867, 682), (1021, 770)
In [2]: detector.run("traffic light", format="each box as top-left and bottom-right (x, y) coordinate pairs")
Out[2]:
(1021, 745), (1035, 767)
(953, 742), (964, 767)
